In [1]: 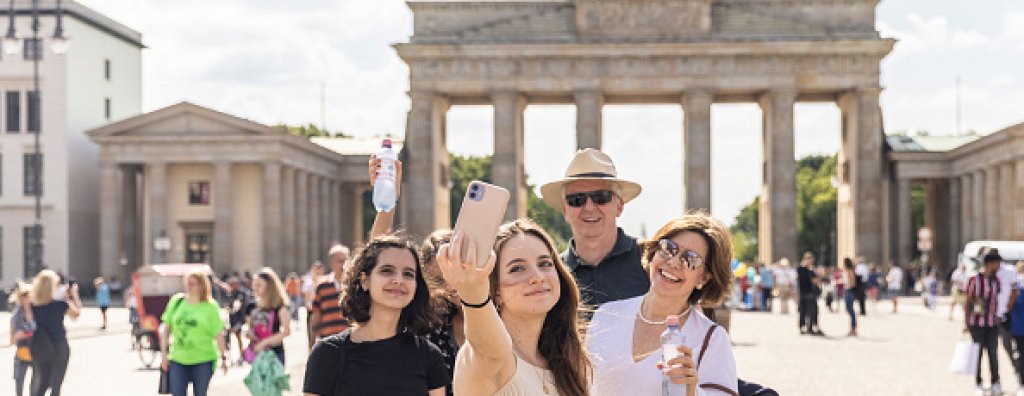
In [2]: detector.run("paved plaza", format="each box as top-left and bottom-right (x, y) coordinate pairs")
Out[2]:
(0, 296), (1014, 395)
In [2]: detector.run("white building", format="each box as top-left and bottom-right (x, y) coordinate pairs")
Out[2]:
(0, 0), (142, 288)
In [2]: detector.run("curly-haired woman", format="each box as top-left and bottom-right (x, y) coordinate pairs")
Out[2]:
(302, 234), (449, 396)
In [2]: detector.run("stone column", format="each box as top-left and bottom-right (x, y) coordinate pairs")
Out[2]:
(985, 167), (999, 239)
(147, 162), (168, 264)
(948, 178), (962, 269)
(837, 87), (885, 266)
(319, 177), (331, 262)
(926, 180), (952, 270)
(574, 89), (604, 150)
(263, 162), (283, 270)
(331, 181), (342, 245)
(682, 90), (713, 212)
(961, 174), (973, 243)
(1017, 160), (1024, 240)
(212, 162), (233, 272)
(403, 91), (450, 239)
(758, 89), (798, 264)
(295, 171), (310, 268)
(99, 163), (122, 278)
(1000, 162), (1015, 239)
(973, 170), (985, 240)
(281, 167), (296, 273)
(123, 166), (141, 271)
(492, 91), (528, 221)
(309, 175), (322, 265)
(896, 178), (912, 268)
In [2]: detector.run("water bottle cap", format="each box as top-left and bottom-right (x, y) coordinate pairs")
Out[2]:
(665, 315), (679, 327)
(382, 138), (393, 148)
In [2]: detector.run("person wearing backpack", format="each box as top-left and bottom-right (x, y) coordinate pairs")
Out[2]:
(29, 270), (82, 396)
(160, 271), (229, 396)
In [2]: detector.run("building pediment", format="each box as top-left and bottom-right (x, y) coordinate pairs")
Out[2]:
(87, 102), (284, 139)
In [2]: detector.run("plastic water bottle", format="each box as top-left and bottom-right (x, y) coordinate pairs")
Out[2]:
(661, 315), (687, 396)
(372, 139), (397, 212)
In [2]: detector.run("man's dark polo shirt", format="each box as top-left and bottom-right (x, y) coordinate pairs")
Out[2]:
(562, 228), (651, 308)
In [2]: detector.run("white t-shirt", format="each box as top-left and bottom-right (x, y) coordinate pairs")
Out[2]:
(773, 267), (795, 286)
(586, 296), (738, 396)
(886, 267), (903, 291)
(996, 264), (1017, 317)
(855, 262), (870, 282)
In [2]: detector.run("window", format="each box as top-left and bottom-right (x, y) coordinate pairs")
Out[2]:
(23, 225), (42, 276)
(24, 154), (42, 196)
(23, 38), (42, 61)
(27, 91), (39, 133)
(6, 91), (19, 133)
(105, 98), (111, 120)
(188, 181), (210, 205)
(104, 59), (111, 81)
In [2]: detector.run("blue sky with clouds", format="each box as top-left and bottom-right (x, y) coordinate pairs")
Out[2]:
(80, 0), (1024, 236)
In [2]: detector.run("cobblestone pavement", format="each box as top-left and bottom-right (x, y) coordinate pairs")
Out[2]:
(1, 296), (1016, 395)
(731, 296), (1017, 396)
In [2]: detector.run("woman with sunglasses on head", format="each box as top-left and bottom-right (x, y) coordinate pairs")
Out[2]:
(437, 219), (591, 396)
(587, 214), (738, 396)
(302, 234), (449, 396)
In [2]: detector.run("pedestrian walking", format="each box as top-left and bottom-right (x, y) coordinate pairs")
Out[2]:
(301, 261), (324, 349)
(9, 281), (35, 396)
(437, 220), (591, 396)
(587, 214), (738, 395)
(923, 270), (938, 311)
(841, 258), (858, 337)
(310, 244), (352, 341)
(245, 268), (291, 364)
(302, 234), (449, 396)
(773, 258), (796, 314)
(1007, 262), (1024, 396)
(867, 264), (881, 304)
(225, 277), (252, 364)
(798, 252), (824, 335)
(761, 261), (775, 312)
(888, 263), (904, 314)
(94, 277), (110, 330)
(29, 270), (82, 396)
(160, 270), (229, 396)
(284, 272), (302, 323)
(539, 149), (649, 309)
(855, 256), (869, 315)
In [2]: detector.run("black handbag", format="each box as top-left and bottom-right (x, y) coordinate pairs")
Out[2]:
(158, 368), (171, 394)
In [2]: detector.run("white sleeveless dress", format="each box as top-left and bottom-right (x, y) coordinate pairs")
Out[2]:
(493, 355), (560, 396)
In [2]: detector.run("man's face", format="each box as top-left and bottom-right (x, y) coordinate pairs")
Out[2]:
(330, 251), (349, 276)
(562, 180), (623, 240)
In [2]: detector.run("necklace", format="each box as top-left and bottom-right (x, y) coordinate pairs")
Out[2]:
(532, 363), (551, 395)
(636, 297), (694, 326)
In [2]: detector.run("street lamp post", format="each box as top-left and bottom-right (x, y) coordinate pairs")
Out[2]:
(4, 0), (69, 276)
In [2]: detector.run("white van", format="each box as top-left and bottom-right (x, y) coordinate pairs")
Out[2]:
(958, 240), (1024, 273)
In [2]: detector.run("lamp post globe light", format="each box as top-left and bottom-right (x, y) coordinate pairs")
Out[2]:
(3, 0), (70, 276)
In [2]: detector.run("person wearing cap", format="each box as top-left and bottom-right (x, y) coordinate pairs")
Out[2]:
(964, 250), (1005, 395)
(540, 148), (650, 309)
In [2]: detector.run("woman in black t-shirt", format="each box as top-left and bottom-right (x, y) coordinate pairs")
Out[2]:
(30, 270), (83, 396)
(303, 235), (449, 396)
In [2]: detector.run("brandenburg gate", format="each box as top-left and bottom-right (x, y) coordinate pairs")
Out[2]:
(396, 0), (894, 265)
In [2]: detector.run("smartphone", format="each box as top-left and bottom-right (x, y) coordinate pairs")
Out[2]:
(453, 181), (509, 268)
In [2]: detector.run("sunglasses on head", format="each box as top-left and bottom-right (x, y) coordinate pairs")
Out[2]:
(656, 239), (705, 271)
(564, 189), (615, 208)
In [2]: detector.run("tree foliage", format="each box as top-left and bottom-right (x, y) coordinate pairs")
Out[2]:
(274, 123), (347, 139)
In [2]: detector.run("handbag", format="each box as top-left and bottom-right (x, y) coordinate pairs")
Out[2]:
(949, 339), (980, 376)
(158, 368), (172, 394)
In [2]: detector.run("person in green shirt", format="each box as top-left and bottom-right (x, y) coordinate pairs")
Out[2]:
(160, 271), (229, 396)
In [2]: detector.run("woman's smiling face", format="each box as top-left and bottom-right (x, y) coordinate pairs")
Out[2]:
(496, 234), (561, 316)
(362, 248), (418, 311)
(648, 231), (710, 303)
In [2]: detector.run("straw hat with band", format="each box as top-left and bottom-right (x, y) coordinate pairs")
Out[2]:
(540, 149), (642, 213)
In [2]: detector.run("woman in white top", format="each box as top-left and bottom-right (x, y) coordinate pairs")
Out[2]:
(437, 219), (591, 396)
(587, 214), (738, 396)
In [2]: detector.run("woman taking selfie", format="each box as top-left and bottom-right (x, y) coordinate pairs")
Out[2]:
(302, 235), (449, 396)
(160, 271), (229, 396)
(437, 219), (591, 396)
(587, 214), (737, 396)
(30, 270), (82, 396)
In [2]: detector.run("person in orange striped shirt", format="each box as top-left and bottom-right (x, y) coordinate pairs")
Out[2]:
(310, 245), (352, 340)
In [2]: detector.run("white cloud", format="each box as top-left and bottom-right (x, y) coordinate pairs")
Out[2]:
(951, 30), (992, 49)
(1005, 12), (1024, 50)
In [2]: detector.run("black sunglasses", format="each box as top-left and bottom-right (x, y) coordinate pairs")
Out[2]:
(656, 239), (705, 271)
(565, 190), (615, 208)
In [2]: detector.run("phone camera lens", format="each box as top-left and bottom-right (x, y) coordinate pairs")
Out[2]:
(471, 184), (479, 191)
(468, 193), (477, 199)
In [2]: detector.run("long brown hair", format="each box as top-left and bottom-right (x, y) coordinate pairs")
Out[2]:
(490, 219), (591, 396)
(640, 212), (734, 306)
(255, 267), (288, 310)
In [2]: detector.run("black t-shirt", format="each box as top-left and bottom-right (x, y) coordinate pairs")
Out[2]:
(563, 228), (650, 308)
(797, 266), (817, 297)
(33, 300), (70, 342)
(303, 331), (450, 396)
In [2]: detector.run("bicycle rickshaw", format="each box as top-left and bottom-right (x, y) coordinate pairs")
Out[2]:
(130, 263), (213, 368)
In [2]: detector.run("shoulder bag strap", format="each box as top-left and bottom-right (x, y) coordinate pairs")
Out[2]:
(697, 323), (718, 366)
(700, 383), (740, 396)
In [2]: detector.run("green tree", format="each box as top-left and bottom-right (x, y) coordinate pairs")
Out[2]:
(274, 123), (348, 139)
(730, 197), (759, 262)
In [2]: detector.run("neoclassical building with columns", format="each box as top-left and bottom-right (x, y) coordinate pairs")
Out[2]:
(396, 0), (893, 266)
(87, 102), (379, 278)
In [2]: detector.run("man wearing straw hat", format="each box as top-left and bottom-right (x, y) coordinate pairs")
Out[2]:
(541, 148), (650, 308)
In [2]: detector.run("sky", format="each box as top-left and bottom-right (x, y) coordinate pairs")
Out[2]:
(77, 0), (1024, 236)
